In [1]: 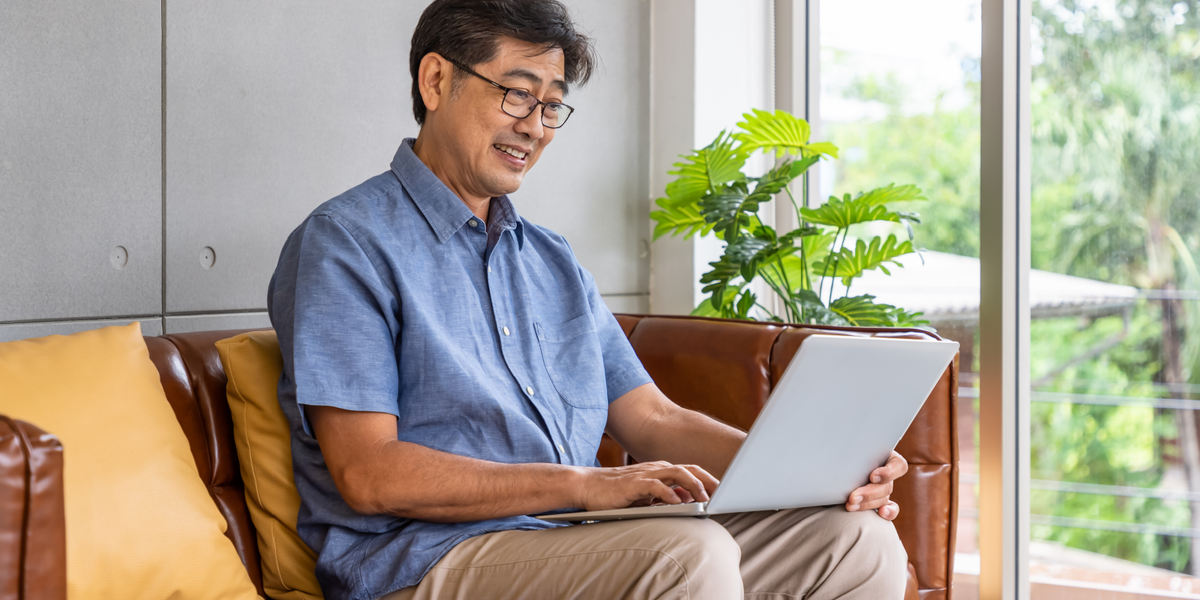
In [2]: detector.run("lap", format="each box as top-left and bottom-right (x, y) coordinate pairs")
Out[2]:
(379, 517), (741, 600)
(381, 506), (906, 600)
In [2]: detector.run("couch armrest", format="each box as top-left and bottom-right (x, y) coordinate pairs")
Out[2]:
(0, 415), (66, 600)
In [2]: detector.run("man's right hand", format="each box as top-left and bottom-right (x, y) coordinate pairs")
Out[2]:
(576, 461), (719, 511)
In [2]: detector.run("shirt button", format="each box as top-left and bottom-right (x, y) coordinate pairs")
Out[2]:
(503, 326), (511, 336)
(526, 386), (534, 396)
(488, 266), (492, 273)
(557, 443), (566, 453)
(469, 219), (478, 227)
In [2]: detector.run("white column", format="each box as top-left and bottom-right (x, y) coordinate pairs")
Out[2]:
(978, 0), (1030, 597)
(648, 0), (775, 315)
(648, 0), (698, 315)
(773, 0), (820, 236)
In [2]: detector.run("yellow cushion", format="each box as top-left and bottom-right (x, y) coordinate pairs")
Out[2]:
(217, 330), (323, 600)
(0, 323), (259, 600)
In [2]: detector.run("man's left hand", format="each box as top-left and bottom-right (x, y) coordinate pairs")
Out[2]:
(845, 451), (908, 521)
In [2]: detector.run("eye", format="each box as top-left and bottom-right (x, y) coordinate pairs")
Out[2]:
(509, 90), (534, 103)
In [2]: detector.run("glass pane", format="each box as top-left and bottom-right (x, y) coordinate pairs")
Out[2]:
(819, 3), (983, 597)
(1029, 0), (1200, 596)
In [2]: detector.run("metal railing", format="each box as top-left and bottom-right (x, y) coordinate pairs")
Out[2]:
(958, 385), (1200, 538)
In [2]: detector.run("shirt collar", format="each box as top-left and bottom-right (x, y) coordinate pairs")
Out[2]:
(390, 139), (525, 250)
(488, 194), (526, 250)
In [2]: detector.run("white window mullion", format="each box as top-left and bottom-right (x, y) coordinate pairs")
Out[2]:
(978, 0), (1031, 597)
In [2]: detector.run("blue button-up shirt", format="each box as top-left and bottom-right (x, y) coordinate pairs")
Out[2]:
(267, 139), (653, 600)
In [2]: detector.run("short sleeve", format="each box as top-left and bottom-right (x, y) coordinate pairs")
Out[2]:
(273, 214), (401, 435)
(578, 266), (654, 403)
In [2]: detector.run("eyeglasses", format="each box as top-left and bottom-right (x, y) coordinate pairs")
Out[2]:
(444, 57), (575, 129)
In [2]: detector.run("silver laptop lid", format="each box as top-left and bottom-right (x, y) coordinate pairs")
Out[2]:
(705, 334), (957, 514)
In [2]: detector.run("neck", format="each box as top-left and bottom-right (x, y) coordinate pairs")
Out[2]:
(412, 131), (490, 220)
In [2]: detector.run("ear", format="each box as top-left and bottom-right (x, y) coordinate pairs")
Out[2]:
(418, 53), (453, 115)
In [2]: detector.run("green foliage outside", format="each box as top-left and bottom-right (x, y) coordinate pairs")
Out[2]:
(1028, 307), (1191, 570)
(823, 0), (1200, 571)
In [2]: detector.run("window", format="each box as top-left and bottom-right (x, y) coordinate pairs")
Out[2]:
(818, 2), (983, 595)
(1027, 0), (1200, 594)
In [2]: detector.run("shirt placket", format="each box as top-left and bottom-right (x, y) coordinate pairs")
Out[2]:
(486, 228), (571, 464)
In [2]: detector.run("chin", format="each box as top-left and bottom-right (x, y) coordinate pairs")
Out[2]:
(486, 175), (525, 197)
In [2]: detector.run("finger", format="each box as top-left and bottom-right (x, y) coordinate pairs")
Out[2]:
(674, 487), (696, 503)
(656, 465), (709, 503)
(648, 480), (682, 504)
(877, 501), (900, 521)
(871, 452), (909, 484)
(854, 495), (893, 512)
(681, 464), (721, 496)
(847, 482), (893, 507)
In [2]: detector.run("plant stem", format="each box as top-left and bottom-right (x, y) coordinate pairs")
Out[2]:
(786, 181), (812, 322)
(817, 227), (843, 303)
(770, 263), (800, 323)
(753, 300), (785, 322)
(758, 272), (792, 322)
(802, 172), (809, 209)
(828, 228), (851, 306)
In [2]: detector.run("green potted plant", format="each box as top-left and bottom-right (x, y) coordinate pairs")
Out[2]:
(650, 109), (929, 327)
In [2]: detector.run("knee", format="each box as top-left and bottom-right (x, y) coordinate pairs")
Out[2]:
(842, 510), (909, 581)
(664, 518), (741, 572)
(656, 518), (742, 597)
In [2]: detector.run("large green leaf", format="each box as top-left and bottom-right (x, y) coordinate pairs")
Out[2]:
(800, 192), (922, 230)
(692, 279), (747, 316)
(829, 295), (893, 326)
(830, 295), (929, 327)
(812, 234), (915, 286)
(794, 289), (850, 325)
(697, 183), (752, 239)
(663, 131), (746, 206)
(733, 109), (840, 159)
(699, 237), (768, 309)
(650, 197), (716, 240)
(698, 157), (807, 242)
(801, 230), (838, 267)
(854, 183), (927, 207)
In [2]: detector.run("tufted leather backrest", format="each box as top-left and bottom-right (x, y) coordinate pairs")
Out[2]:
(146, 331), (268, 597)
(146, 316), (957, 600)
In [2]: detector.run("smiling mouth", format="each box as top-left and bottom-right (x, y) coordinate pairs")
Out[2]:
(494, 144), (529, 160)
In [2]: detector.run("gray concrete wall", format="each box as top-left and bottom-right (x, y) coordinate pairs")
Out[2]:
(0, 0), (651, 343)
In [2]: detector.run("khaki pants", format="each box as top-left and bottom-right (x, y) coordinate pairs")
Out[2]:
(378, 506), (909, 600)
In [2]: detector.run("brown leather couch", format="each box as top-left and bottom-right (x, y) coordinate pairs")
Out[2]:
(6, 314), (958, 600)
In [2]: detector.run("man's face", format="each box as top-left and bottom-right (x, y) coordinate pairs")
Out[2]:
(432, 37), (566, 199)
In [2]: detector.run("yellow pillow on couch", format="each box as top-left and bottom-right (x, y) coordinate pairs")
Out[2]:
(0, 323), (259, 600)
(216, 330), (323, 600)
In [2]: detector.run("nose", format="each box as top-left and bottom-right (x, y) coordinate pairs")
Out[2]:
(513, 107), (545, 141)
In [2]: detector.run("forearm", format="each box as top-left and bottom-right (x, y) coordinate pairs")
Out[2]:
(624, 406), (746, 479)
(346, 440), (585, 522)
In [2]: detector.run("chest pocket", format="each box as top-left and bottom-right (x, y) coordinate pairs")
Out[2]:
(534, 314), (607, 409)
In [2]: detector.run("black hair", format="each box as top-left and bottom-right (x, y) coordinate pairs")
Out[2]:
(409, 0), (597, 125)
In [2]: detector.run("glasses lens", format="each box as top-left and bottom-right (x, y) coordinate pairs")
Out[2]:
(502, 89), (538, 118)
(542, 104), (573, 129)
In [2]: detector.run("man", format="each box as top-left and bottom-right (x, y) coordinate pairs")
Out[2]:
(268, 1), (910, 599)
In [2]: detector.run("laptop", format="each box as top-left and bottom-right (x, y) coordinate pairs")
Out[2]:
(535, 334), (959, 524)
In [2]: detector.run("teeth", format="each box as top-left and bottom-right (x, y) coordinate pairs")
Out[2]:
(495, 144), (527, 160)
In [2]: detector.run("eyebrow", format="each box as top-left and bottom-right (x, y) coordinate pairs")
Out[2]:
(501, 67), (569, 96)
